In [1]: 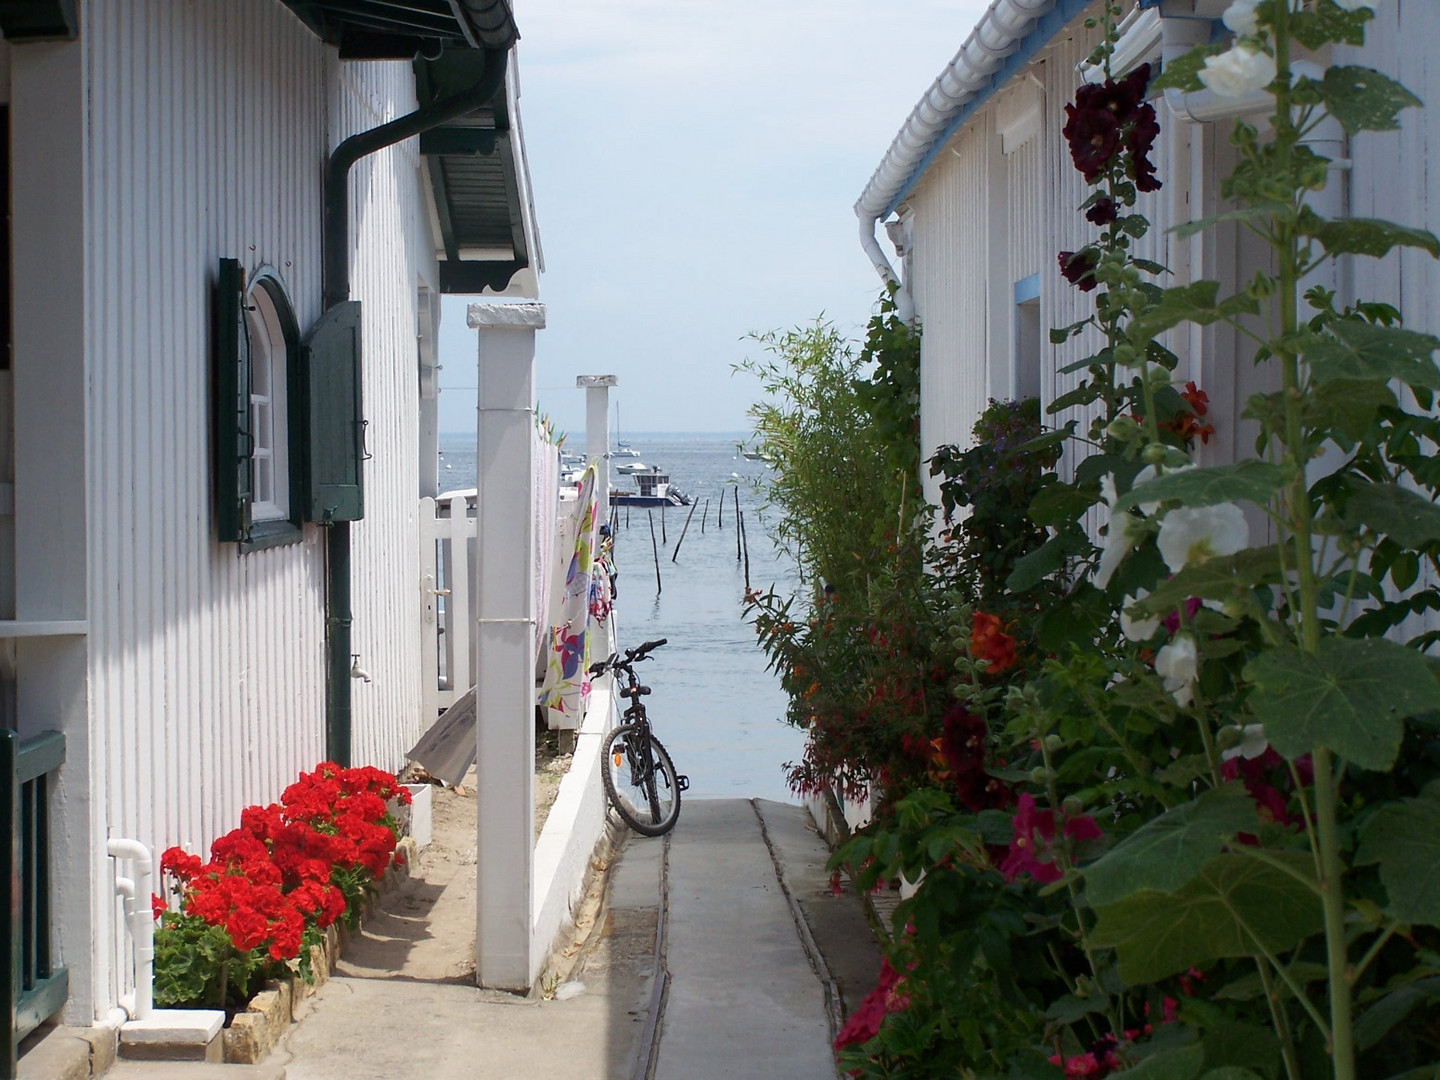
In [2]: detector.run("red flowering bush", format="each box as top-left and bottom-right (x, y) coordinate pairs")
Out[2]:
(152, 761), (409, 1009)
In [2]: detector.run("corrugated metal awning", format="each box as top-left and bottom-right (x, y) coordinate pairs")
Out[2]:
(278, 0), (518, 59)
(416, 51), (532, 294)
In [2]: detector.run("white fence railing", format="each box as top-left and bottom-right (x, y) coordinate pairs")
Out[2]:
(420, 490), (477, 719)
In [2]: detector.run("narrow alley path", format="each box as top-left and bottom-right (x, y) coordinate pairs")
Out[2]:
(254, 794), (879, 1080)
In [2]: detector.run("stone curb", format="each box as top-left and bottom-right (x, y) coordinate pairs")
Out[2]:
(221, 837), (417, 1064)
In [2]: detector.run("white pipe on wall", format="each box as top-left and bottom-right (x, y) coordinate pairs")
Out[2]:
(107, 838), (154, 1020)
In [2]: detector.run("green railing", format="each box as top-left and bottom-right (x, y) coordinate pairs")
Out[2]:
(0, 729), (66, 1077)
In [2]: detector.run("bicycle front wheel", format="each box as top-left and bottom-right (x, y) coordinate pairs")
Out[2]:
(601, 723), (681, 836)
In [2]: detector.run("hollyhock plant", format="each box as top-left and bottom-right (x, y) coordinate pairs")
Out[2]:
(1198, 44), (1276, 98)
(1156, 503), (1249, 572)
(1058, 248), (1100, 292)
(1000, 792), (1103, 884)
(970, 611), (1017, 674)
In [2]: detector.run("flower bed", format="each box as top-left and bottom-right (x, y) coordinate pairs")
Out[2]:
(153, 762), (412, 1033)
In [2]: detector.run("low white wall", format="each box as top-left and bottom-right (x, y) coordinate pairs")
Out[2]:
(529, 675), (616, 983)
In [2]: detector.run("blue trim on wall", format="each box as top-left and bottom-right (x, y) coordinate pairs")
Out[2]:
(882, 0), (1094, 219)
(1014, 273), (1041, 305)
(1138, 0), (1163, 7)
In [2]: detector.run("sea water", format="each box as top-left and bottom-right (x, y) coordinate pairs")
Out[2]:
(437, 432), (807, 804)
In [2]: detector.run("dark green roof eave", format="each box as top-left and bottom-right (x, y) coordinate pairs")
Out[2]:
(278, 0), (517, 59)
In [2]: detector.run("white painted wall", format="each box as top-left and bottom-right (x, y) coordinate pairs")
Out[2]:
(902, 2), (1251, 508)
(8, 0), (438, 1020)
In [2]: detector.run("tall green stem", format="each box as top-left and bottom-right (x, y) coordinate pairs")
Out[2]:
(1313, 747), (1355, 1080)
(1271, 11), (1353, 1077)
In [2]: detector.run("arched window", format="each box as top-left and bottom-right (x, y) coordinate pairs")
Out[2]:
(246, 280), (291, 521)
(212, 261), (303, 548)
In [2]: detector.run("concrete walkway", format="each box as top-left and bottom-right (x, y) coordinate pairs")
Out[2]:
(255, 797), (878, 1080)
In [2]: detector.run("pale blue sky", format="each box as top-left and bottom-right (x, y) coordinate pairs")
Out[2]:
(437, 0), (990, 437)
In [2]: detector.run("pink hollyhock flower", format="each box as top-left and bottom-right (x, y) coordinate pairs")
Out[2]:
(1000, 793), (1102, 884)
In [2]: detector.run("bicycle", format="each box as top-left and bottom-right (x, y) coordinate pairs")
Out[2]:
(589, 638), (688, 836)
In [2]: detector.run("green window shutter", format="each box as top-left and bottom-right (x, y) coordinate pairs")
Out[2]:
(301, 301), (364, 522)
(211, 258), (253, 542)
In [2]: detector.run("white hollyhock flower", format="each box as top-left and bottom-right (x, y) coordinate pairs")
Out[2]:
(1199, 45), (1277, 98)
(1121, 590), (1160, 642)
(1156, 635), (1199, 708)
(1222, 0), (1261, 35)
(1221, 723), (1270, 762)
(1095, 474), (1146, 589)
(1157, 503), (1250, 572)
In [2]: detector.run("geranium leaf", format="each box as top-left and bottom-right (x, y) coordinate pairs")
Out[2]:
(1120, 461), (1291, 510)
(1312, 66), (1422, 135)
(1246, 638), (1440, 771)
(1309, 218), (1440, 260)
(1130, 282), (1261, 341)
(1291, 1), (1372, 50)
(1355, 787), (1440, 926)
(1083, 786), (1259, 908)
(1089, 854), (1322, 985)
(1134, 546), (1282, 612)
(1109, 1044), (1205, 1080)
(1304, 321), (1440, 390)
(1342, 479), (1440, 548)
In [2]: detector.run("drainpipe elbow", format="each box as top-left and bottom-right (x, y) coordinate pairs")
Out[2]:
(858, 215), (915, 325)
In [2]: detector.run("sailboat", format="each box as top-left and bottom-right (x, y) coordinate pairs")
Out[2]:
(612, 401), (640, 458)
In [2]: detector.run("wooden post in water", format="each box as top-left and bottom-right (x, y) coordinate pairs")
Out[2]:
(701, 498), (709, 533)
(671, 498), (699, 563)
(661, 502), (667, 545)
(739, 508), (751, 592)
(647, 510), (662, 593)
(735, 490), (742, 563)
(717, 490), (724, 529)
(626, 504), (630, 528)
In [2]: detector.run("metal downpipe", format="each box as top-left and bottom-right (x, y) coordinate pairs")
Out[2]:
(321, 46), (510, 766)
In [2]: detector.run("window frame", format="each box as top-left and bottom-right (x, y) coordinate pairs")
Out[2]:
(241, 268), (305, 551)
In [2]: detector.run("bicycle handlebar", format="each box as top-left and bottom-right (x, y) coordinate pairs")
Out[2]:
(588, 638), (667, 677)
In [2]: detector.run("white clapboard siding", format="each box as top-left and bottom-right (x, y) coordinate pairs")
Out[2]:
(78, 0), (432, 1014)
(1345, 1), (1440, 642)
(333, 54), (430, 771)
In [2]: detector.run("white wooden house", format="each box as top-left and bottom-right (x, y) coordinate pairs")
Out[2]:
(0, 0), (543, 1048)
(856, 0), (1440, 505)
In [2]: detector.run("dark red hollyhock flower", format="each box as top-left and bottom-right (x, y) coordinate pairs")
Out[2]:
(1127, 103), (1163, 193)
(1059, 249), (1100, 292)
(1085, 196), (1118, 226)
(1063, 103), (1122, 182)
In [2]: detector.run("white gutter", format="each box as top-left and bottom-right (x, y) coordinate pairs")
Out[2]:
(855, 0), (1060, 324)
(1160, 17), (1272, 123)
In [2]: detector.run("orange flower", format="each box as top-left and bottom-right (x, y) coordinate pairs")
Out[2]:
(970, 612), (1017, 674)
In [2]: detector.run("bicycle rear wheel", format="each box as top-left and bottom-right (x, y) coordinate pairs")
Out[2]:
(601, 723), (681, 836)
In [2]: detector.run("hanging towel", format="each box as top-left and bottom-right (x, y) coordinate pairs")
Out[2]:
(538, 465), (599, 730)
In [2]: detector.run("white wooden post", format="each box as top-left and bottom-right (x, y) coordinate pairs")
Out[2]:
(577, 375), (616, 526)
(467, 301), (546, 990)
